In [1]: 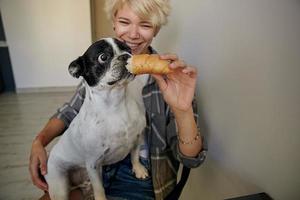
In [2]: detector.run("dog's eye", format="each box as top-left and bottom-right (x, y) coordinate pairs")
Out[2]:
(98, 53), (109, 63)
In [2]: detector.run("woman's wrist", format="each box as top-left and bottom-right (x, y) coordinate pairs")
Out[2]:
(33, 133), (47, 147)
(171, 105), (193, 119)
(177, 130), (201, 145)
(33, 118), (66, 147)
(172, 105), (202, 157)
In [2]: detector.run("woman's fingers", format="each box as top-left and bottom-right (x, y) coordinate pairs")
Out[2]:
(29, 156), (48, 191)
(151, 74), (167, 91)
(159, 53), (178, 61)
(170, 60), (186, 69)
(182, 66), (198, 77)
(159, 54), (190, 71)
(39, 155), (48, 175)
(29, 141), (49, 191)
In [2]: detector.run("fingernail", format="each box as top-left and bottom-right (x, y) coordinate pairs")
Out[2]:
(170, 63), (175, 68)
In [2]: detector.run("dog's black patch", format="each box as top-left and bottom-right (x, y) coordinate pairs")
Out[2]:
(68, 38), (131, 87)
(113, 38), (131, 54)
(82, 40), (114, 86)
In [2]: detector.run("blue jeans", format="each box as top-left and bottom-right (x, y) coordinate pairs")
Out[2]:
(103, 155), (154, 200)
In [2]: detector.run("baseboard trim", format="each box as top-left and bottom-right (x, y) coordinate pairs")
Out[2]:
(16, 86), (77, 94)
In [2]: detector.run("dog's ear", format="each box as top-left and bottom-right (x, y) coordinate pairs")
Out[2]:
(69, 56), (85, 78)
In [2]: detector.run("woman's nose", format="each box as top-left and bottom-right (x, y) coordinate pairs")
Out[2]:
(128, 26), (140, 39)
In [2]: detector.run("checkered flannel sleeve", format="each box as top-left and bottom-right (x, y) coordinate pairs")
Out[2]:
(51, 81), (86, 128)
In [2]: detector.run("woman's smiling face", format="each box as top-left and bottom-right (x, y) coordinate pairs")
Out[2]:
(113, 4), (158, 55)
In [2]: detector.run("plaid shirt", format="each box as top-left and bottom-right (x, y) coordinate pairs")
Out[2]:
(52, 49), (207, 200)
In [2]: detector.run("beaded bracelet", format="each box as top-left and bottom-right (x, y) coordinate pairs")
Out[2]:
(177, 132), (201, 145)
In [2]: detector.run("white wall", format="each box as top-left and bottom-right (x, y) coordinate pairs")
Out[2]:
(0, 0), (91, 89)
(154, 0), (300, 199)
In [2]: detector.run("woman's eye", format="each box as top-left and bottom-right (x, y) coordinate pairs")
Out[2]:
(98, 53), (108, 63)
(140, 22), (153, 29)
(142, 25), (152, 29)
(119, 20), (129, 25)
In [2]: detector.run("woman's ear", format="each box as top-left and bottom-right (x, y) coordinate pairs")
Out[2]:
(112, 16), (117, 31)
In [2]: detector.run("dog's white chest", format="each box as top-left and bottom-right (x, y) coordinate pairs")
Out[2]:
(70, 79), (147, 165)
(82, 100), (144, 146)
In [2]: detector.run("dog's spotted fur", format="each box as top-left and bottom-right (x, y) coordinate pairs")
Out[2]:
(45, 38), (147, 200)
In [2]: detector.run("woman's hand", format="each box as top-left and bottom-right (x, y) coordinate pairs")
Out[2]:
(29, 139), (48, 191)
(29, 118), (65, 191)
(152, 54), (197, 111)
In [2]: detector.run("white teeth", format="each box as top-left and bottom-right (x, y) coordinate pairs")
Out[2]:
(126, 42), (139, 48)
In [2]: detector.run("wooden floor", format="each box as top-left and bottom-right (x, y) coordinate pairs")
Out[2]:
(0, 91), (73, 200)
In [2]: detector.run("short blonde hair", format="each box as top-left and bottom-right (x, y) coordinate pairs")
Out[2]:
(105, 0), (171, 28)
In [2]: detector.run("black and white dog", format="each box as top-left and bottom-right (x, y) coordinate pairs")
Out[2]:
(45, 38), (148, 200)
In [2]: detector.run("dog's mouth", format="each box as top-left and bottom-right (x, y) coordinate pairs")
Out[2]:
(107, 79), (120, 85)
(107, 75), (132, 85)
(107, 61), (135, 86)
(101, 51), (135, 86)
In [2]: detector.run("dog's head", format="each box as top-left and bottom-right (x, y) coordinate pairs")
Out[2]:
(69, 38), (133, 88)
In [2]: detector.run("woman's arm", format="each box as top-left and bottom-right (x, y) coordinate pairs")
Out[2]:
(29, 81), (85, 191)
(172, 106), (202, 157)
(34, 118), (66, 146)
(152, 54), (205, 159)
(29, 118), (65, 191)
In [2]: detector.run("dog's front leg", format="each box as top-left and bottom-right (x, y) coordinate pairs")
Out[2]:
(86, 162), (106, 200)
(130, 134), (149, 179)
(46, 161), (69, 200)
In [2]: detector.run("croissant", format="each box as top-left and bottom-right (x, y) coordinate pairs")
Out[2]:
(126, 54), (173, 74)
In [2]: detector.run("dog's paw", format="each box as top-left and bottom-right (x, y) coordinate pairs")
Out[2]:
(132, 162), (149, 179)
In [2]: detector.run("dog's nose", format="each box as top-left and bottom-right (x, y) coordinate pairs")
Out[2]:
(118, 54), (131, 61)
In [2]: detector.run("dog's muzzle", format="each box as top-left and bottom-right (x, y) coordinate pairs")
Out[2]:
(107, 53), (134, 85)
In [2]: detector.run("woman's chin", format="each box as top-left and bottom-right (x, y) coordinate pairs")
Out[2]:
(131, 45), (150, 55)
(131, 48), (140, 55)
(132, 49), (149, 55)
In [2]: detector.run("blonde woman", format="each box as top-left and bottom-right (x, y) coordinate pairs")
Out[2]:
(29, 0), (207, 199)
